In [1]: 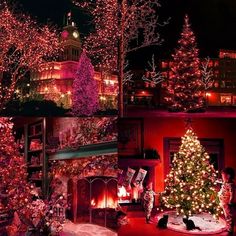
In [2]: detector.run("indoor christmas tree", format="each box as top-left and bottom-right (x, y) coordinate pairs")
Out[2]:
(72, 50), (99, 116)
(161, 128), (221, 219)
(0, 118), (31, 213)
(164, 15), (205, 112)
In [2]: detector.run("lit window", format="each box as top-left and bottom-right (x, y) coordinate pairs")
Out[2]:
(233, 96), (236, 105)
(220, 95), (232, 105)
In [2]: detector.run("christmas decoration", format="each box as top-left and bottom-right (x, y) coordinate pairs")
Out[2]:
(164, 15), (205, 112)
(48, 117), (117, 152)
(123, 168), (136, 187)
(133, 168), (147, 188)
(20, 196), (65, 235)
(73, 0), (169, 116)
(0, 1), (61, 110)
(161, 128), (221, 219)
(51, 155), (118, 179)
(0, 118), (32, 213)
(72, 50), (99, 116)
(201, 57), (214, 90)
(0, 118), (64, 235)
(142, 54), (165, 86)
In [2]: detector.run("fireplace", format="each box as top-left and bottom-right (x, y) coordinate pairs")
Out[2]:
(67, 176), (118, 229)
(118, 158), (159, 205)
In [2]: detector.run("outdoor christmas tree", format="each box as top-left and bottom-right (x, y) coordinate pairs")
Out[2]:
(164, 15), (205, 112)
(0, 118), (31, 212)
(72, 50), (99, 116)
(161, 128), (221, 219)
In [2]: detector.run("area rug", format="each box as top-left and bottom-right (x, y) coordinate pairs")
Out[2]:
(60, 221), (117, 236)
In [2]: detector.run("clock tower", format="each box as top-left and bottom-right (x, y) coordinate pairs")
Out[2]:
(60, 12), (81, 61)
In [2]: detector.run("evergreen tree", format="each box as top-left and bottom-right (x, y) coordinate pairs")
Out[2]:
(72, 50), (99, 116)
(0, 118), (31, 212)
(161, 129), (221, 218)
(164, 15), (205, 112)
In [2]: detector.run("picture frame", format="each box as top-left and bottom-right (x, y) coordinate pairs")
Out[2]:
(118, 118), (143, 157)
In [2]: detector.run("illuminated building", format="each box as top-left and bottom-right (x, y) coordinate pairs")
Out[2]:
(161, 49), (236, 107)
(31, 14), (118, 109)
(126, 49), (236, 109)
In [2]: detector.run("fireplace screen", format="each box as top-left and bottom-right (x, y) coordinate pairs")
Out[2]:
(68, 177), (118, 229)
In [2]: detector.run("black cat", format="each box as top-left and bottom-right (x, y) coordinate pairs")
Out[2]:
(157, 214), (168, 229)
(183, 218), (201, 231)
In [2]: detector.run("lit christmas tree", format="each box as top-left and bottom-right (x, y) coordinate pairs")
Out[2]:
(73, 0), (168, 116)
(161, 128), (221, 219)
(164, 15), (205, 112)
(0, 118), (31, 212)
(72, 50), (99, 116)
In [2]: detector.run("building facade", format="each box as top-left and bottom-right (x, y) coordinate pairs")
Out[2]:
(31, 19), (118, 109)
(126, 49), (236, 109)
(161, 49), (236, 107)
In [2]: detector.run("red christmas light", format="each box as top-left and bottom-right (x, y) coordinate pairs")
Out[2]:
(164, 15), (205, 112)
(0, 1), (61, 110)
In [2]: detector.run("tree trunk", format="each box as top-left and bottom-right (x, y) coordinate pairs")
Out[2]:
(118, 0), (125, 117)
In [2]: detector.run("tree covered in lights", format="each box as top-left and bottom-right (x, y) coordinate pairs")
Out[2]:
(161, 129), (221, 219)
(72, 50), (99, 116)
(164, 15), (205, 112)
(73, 0), (169, 116)
(0, 1), (61, 111)
(0, 118), (32, 213)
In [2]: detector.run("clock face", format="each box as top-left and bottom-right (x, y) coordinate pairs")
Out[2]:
(72, 30), (79, 39)
(62, 30), (69, 39)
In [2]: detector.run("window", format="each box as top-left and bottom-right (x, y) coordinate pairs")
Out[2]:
(164, 138), (224, 176)
(233, 96), (236, 105)
(225, 81), (232, 88)
(220, 95), (232, 105)
(220, 81), (225, 88)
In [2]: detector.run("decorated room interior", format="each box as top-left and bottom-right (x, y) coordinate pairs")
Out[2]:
(118, 116), (236, 235)
(0, 117), (118, 236)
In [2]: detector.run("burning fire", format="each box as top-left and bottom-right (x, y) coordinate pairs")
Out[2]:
(118, 186), (130, 199)
(91, 199), (96, 207)
(90, 196), (117, 209)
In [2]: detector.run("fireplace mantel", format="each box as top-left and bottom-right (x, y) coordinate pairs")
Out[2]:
(119, 158), (160, 167)
(48, 141), (117, 160)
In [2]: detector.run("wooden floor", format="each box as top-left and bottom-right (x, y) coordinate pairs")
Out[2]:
(118, 213), (234, 236)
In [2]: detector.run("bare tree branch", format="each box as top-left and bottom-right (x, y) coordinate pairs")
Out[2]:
(201, 57), (214, 90)
(142, 54), (165, 85)
(123, 60), (133, 85)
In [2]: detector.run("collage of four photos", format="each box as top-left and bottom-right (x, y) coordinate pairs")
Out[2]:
(0, 0), (236, 235)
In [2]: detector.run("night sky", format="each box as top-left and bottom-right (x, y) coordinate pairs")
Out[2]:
(15, 0), (236, 66)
